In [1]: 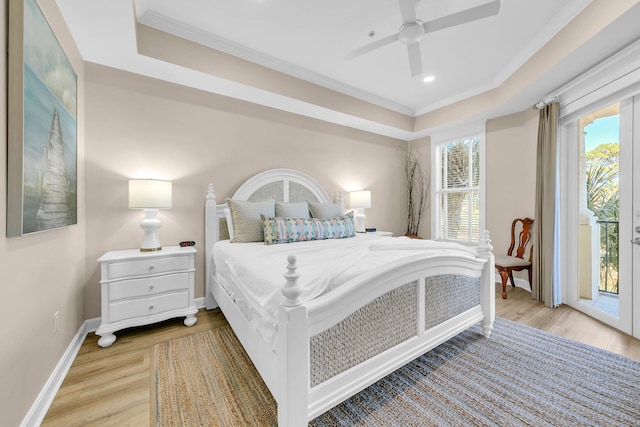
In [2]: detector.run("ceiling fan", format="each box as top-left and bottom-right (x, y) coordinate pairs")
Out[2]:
(345, 0), (501, 77)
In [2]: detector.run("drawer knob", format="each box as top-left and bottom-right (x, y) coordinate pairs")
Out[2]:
(149, 285), (155, 290)
(149, 305), (154, 310)
(148, 265), (155, 271)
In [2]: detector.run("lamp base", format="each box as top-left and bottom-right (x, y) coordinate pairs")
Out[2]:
(354, 207), (366, 233)
(140, 247), (162, 253)
(139, 209), (163, 252)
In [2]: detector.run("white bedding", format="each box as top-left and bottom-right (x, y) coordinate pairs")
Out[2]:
(214, 235), (478, 350)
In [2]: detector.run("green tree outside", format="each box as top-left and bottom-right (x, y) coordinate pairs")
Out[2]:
(585, 142), (619, 293)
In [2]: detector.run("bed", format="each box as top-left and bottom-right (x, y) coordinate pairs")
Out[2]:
(205, 168), (495, 426)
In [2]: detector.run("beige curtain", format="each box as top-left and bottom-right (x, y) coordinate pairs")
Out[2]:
(532, 102), (560, 308)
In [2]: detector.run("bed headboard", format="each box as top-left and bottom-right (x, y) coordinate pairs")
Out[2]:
(204, 168), (342, 309)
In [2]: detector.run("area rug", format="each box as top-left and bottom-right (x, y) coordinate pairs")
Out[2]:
(153, 318), (640, 426)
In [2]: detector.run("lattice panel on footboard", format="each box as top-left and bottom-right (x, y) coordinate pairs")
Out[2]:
(309, 281), (418, 387)
(425, 275), (480, 330)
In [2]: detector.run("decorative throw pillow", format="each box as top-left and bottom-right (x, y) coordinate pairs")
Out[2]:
(308, 201), (344, 219)
(261, 212), (355, 245)
(227, 198), (275, 243)
(224, 207), (234, 240)
(275, 201), (309, 218)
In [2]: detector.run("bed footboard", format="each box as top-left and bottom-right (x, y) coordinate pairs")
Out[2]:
(277, 232), (495, 426)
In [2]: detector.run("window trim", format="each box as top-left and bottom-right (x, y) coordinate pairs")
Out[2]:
(430, 123), (486, 244)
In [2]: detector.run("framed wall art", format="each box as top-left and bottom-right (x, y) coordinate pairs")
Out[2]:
(7, 0), (77, 236)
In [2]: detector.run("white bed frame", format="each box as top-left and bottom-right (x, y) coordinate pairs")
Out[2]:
(205, 168), (495, 426)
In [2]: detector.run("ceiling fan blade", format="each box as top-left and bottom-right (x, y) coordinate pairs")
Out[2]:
(423, 0), (500, 34)
(345, 33), (399, 60)
(398, 0), (417, 24)
(407, 42), (423, 77)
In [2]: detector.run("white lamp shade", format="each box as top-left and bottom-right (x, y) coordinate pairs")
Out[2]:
(128, 179), (172, 209)
(350, 190), (371, 209)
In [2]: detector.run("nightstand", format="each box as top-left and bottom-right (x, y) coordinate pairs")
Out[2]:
(96, 246), (197, 347)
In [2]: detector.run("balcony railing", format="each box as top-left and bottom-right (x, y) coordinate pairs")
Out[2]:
(597, 219), (619, 294)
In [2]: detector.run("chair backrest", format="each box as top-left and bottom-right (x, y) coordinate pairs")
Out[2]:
(508, 218), (534, 262)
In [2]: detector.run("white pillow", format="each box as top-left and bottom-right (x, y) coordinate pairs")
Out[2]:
(308, 201), (343, 219)
(226, 198), (276, 243)
(275, 201), (309, 218)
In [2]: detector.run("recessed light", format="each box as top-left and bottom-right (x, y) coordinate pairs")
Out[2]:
(423, 75), (435, 83)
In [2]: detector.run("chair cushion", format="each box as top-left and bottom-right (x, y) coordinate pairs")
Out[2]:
(494, 255), (531, 268)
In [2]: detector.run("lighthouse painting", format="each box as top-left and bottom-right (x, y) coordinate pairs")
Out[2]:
(34, 109), (73, 230)
(7, 0), (77, 235)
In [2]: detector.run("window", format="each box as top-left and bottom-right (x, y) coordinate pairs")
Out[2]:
(433, 135), (484, 243)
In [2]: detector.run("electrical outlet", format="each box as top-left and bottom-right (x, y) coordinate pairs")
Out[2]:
(53, 311), (60, 335)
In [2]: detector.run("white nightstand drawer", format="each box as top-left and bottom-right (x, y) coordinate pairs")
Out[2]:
(108, 291), (189, 323)
(109, 273), (189, 301)
(108, 255), (190, 279)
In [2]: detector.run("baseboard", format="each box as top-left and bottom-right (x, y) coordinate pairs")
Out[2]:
(20, 319), (92, 427)
(21, 296), (209, 426)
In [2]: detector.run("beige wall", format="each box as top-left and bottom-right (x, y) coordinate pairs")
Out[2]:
(137, 24), (414, 133)
(408, 109), (539, 245)
(1, 3), (543, 423)
(82, 64), (542, 320)
(486, 108), (539, 281)
(0, 1), (85, 426)
(83, 63), (408, 319)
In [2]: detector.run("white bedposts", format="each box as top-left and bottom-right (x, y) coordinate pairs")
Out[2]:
(282, 255), (302, 306)
(205, 184), (218, 310)
(278, 255), (309, 426)
(479, 230), (496, 338)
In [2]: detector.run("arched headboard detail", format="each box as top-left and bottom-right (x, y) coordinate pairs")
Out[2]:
(205, 169), (343, 309)
(231, 168), (334, 204)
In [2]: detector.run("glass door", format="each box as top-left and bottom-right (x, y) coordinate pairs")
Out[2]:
(562, 97), (638, 337)
(631, 96), (640, 337)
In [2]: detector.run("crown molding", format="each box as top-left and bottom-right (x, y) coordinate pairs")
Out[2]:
(545, 37), (640, 120)
(137, 10), (416, 117)
(414, 0), (592, 117)
(492, 0), (592, 97)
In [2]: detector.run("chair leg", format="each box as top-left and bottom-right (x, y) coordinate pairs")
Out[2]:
(509, 272), (516, 288)
(527, 267), (532, 290)
(499, 270), (510, 299)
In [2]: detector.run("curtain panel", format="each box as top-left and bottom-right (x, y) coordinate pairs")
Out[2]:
(533, 102), (560, 308)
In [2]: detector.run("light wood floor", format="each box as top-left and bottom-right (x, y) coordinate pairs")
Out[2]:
(41, 284), (640, 426)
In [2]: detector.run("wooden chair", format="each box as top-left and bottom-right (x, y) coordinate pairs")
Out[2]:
(495, 218), (534, 299)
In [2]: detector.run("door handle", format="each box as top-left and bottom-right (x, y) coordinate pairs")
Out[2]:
(633, 237), (640, 246)
(635, 226), (640, 233)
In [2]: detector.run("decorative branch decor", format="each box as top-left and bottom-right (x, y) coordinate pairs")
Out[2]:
(406, 148), (430, 237)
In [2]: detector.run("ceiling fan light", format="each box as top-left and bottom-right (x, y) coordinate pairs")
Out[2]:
(398, 21), (425, 45)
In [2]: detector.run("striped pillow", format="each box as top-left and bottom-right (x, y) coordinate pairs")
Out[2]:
(261, 212), (355, 245)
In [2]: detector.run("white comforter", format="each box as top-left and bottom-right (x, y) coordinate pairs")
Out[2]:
(214, 235), (478, 350)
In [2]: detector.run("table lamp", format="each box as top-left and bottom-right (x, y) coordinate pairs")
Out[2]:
(128, 179), (172, 252)
(350, 190), (371, 233)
